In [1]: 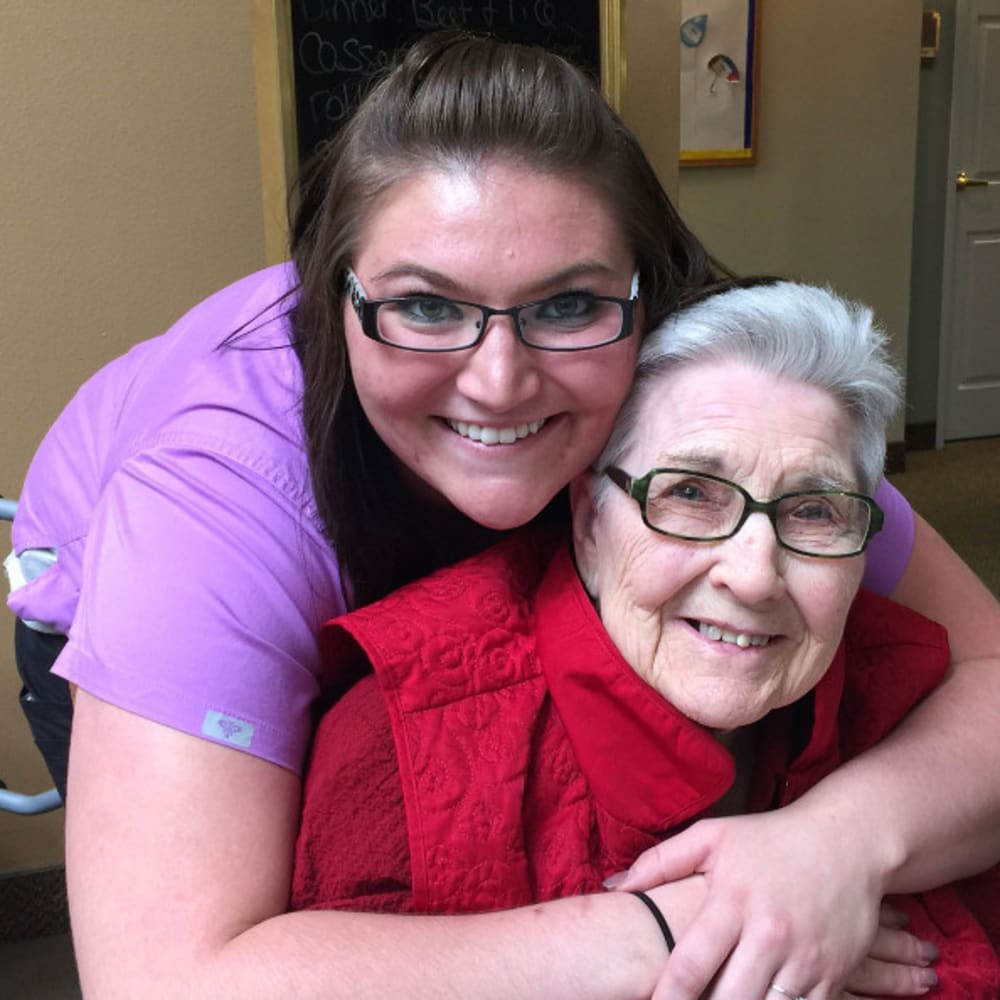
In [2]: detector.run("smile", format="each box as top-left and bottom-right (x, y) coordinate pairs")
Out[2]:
(447, 418), (546, 446)
(696, 621), (772, 648)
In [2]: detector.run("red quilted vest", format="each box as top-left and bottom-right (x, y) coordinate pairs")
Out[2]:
(294, 532), (999, 996)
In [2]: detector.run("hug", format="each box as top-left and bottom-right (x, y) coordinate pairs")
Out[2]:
(11, 31), (1000, 999)
(293, 280), (999, 999)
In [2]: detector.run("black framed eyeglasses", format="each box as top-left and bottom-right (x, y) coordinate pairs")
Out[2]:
(344, 268), (639, 352)
(603, 466), (884, 558)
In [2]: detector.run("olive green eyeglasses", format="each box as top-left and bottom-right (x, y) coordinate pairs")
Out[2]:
(345, 269), (640, 353)
(603, 466), (884, 558)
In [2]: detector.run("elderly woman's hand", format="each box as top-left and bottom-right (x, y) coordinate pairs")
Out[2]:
(612, 809), (940, 1000)
(838, 906), (939, 997)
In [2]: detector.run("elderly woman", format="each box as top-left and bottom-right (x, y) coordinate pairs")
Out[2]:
(292, 281), (999, 999)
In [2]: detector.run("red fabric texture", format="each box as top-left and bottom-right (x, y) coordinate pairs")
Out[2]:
(293, 531), (999, 997)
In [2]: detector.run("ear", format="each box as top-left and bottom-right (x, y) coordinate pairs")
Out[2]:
(570, 475), (602, 597)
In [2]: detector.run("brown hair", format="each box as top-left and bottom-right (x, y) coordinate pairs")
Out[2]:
(289, 30), (725, 607)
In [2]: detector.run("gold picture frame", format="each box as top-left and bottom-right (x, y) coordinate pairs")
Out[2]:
(600, 0), (626, 112)
(680, 0), (761, 168)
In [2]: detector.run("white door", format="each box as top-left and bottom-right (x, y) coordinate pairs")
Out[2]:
(938, 0), (1000, 442)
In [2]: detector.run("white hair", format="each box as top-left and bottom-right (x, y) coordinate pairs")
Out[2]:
(596, 281), (902, 496)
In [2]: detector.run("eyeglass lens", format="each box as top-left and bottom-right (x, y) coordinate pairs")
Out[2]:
(375, 293), (627, 350)
(642, 471), (872, 556)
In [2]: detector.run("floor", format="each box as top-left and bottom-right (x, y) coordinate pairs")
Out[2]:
(887, 434), (1000, 597)
(0, 932), (80, 998)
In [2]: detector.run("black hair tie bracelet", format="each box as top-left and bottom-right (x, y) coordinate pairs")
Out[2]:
(631, 890), (676, 952)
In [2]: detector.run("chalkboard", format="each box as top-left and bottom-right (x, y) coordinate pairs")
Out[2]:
(289, 1), (611, 165)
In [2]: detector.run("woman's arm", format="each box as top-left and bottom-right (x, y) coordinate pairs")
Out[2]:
(854, 512), (1000, 885)
(67, 689), (676, 1000)
(615, 513), (1000, 999)
(68, 692), (940, 1000)
(53, 450), (671, 998)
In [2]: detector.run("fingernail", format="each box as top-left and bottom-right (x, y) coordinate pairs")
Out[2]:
(918, 941), (940, 964)
(917, 967), (938, 988)
(602, 871), (628, 889)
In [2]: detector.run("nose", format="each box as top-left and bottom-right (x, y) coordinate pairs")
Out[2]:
(707, 512), (787, 605)
(454, 315), (542, 413)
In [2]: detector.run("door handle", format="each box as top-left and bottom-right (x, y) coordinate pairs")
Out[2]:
(956, 170), (998, 190)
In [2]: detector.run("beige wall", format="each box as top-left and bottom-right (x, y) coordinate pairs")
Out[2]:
(678, 0), (923, 443)
(623, 0), (681, 201)
(0, 3), (265, 872)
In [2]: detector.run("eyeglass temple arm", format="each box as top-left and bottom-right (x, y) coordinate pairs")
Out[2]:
(603, 466), (634, 495)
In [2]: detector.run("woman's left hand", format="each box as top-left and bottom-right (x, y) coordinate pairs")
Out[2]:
(610, 808), (936, 1000)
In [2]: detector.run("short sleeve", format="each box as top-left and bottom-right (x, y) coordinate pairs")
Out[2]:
(53, 444), (348, 773)
(862, 479), (915, 597)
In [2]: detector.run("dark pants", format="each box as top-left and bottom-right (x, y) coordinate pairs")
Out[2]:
(13, 618), (71, 802)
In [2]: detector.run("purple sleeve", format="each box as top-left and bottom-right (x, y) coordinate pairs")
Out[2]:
(862, 479), (915, 597)
(52, 444), (348, 773)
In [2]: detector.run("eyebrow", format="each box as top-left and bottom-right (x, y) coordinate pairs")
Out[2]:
(369, 261), (623, 299)
(654, 451), (725, 476)
(653, 452), (857, 494)
(789, 472), (858, 493)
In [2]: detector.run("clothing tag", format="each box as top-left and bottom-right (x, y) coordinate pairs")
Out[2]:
(3, 549), (26, 592)
(4, 547), (58, 590)
(202, 710), (255, 749)
(4, 548), (63, 633)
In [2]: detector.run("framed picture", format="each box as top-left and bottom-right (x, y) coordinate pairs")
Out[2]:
(680, 0), (760, 167)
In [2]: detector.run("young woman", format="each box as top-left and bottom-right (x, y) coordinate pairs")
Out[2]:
(8, 32), (1000, 999)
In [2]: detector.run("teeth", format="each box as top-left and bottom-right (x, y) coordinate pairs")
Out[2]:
(448, 418), (546, 446)
(698, 621), (770, 648)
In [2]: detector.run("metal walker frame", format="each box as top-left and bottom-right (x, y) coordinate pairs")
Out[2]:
(1, 496), (63, 815)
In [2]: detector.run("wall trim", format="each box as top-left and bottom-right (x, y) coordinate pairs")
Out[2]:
(886, 439), (907, 475)
(0, 866), (69, 941)
(905, 422), (937, 451)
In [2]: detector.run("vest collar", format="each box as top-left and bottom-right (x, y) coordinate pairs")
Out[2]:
(533, 545), (848, 831)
